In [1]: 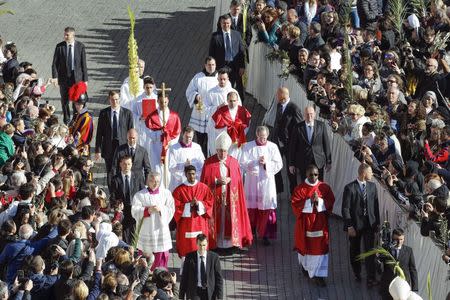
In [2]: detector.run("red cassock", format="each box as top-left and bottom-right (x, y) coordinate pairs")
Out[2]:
(145, 109), (181, 162)
(173, 182), (214, 257)
(211, 106), (251, 147)
(291, 181), (335, 256)
(200, 155), (253, 249)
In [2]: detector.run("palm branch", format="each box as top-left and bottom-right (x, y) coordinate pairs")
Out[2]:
(409, 0), (429, 18)
(127, 4), (140, 97)
(357, 247), (406, 280)
(0, 2), (14, 16)
(131, 216), (145, 249)
(427, 272), (432, 300)
(389, 0), (409, 40)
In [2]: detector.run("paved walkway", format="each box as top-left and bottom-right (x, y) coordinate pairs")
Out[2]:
(1, 1), (379, 298)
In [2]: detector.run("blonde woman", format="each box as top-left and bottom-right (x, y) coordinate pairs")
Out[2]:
(334, 104), (370, 142)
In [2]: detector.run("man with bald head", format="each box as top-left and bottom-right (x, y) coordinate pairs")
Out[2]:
(413, 57), (449, 104)
(272, 87), (302, 192)
(289, 106), (331, 184)
(111, 128), (151, 180)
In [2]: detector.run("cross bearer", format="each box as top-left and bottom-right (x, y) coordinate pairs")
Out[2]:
(145, 83), (181, 189)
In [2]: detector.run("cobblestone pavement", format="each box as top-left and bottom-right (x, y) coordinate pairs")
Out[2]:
(1, 1), (379, 298)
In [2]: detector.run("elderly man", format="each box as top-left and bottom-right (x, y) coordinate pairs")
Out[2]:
(414, 58), (449, 103)
(201, 132), (253, 252)
(131, 172), (175, 271)
(111, 128), (151, 180)
(168, 126), (205, 192)
(120, 59), (145, 109)
(272, 86), (302, 193)
(0, 224), (57, 284)
(209, 91), (251, 159)
(289, 106), (331, 183)
(240, 126), (282, 245)
(186, 57), (218, 155)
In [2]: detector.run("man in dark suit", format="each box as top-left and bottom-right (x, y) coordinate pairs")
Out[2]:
(51, 27), (88, 124)
(288, 106), (331, 183)
(209, 14), (245, 100)
(2, 43), (19, 84)
(272, 86), (302, 193)
(111, 128), (151, 180)
(110, 155), (145, 244)
(379, 228), (418, 300)
(95, 90), (134, 187)
(179, 234), (223, 300)
(228, 0), (252, 47)
(342, 163), (380, 287)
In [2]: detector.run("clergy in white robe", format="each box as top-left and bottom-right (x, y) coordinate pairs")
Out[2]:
(120, 59), (145, 110)
(205, 71), (242, 157)
(131, 172), (175, 271)
(168, 127), (205, 191)
(145, 93), (181, 189)
(131, 76), (158, 155)
(240, 126), (283, 245)
(185, 57), (218, 154)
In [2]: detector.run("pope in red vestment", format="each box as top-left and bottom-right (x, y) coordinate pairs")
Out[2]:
(291, 172), (335, 256)
(173, 165), (214, 257)
(200, 131), (253, 249)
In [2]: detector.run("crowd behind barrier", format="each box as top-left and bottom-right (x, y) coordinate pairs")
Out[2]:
(212, 0), (450, 298)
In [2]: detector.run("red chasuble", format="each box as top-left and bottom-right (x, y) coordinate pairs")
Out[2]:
(211, 106), (251, 147)
(173, 182), (214, 257)
(200, 154), (253, 249)
(145, 109), (181, 162)
(291, 181), (335, 255)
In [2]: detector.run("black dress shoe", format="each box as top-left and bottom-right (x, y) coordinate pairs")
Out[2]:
(262, 237), (271, 246)
(354, 274), (362, 282)
(367, 279), (379, 288)
(301, 268), (309, 277)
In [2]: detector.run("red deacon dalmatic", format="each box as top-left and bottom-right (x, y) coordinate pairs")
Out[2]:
(146, 109), (181, 163)
(291, 181), (335, 256)
(200, 154), (253, 249)
(173, 181), (214, 257)
(212, 106), (251, 147)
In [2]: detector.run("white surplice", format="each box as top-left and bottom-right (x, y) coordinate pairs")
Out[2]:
(131, 187), (174, 254)
(240, 140), (283, 210)
(185, 71), (218, 133)
(120, 76), (144, 110)
(168, 142), (205, 191)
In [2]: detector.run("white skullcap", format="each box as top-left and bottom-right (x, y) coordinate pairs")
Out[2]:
(407, 14), (420, 29)
(215, 131), (232, 151)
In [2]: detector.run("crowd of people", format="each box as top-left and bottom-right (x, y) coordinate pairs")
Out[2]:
(0, 0), (449, 299)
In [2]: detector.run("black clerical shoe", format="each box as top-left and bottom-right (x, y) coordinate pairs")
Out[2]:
(367, 278), (379, 288)
(354, 273), (362, 282)
(301, 268), (309, 277)
(262, 237), (271, 246)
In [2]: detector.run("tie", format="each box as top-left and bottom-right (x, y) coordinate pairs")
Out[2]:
(124, 175), (130, 204)
(307, 125), (313, 143)
(200, 256), (207, 287)
(67, 44), (73, 72)
(395, 249), (400, 260)
(130, 147), (135, 159)
(112, 111), (118, 140)
(362, 183), (368, 216)
(225, 32), (233, 62)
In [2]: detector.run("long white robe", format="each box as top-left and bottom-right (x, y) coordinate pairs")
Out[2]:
(131, 187), (174, 253)
(131, 91), (158, 155)
(185, 72), (218, 133)
(240, 141), (283, 210)
(168, 142), (205, 191)
(120, 76), (144, 110)
(146, 109), (180, 189)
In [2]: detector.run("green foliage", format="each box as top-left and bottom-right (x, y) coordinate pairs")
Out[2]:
(427, 272), (432, 300)
(357, 247), (406, 280)
(389, 0), (409, 40)
(127, 4), (140, 97)
(131, 216), (145, 249)
(0, 2), (14, 16)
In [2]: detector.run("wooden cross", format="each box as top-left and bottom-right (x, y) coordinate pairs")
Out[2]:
(156, 82), (172, 127)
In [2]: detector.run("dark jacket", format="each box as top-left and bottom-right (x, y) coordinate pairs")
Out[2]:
(29, 273), (59, 300)
(51, 40), (88, 85)
(209, 29), (245, 70)
(272, 101), (303, 155)
(111, 143), (151, 179)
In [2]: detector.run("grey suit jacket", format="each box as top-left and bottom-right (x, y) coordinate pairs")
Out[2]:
(111, 143), (151, 179)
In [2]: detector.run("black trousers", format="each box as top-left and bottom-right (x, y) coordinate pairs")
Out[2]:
(194, 287), (209, 300)
(195, 131), (208, 158)
(349, 224), (377, 280)
(59, 73), (75, 124)
(105, 139), (119, 190)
